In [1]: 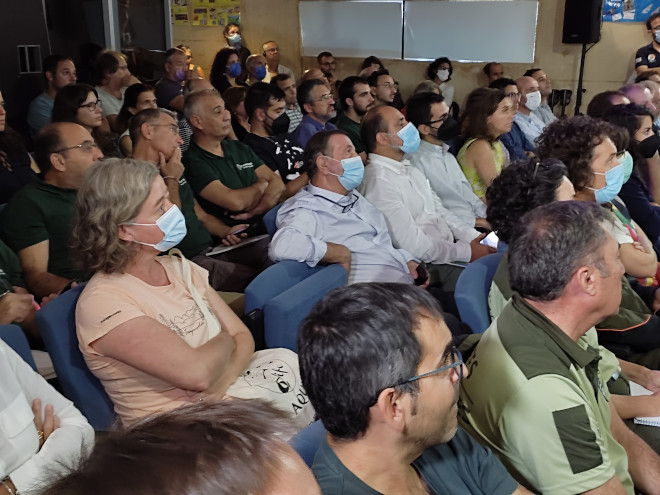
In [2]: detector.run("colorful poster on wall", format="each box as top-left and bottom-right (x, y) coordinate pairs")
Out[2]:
(172, 0), (189, 25)
(604, 0), (660, 22)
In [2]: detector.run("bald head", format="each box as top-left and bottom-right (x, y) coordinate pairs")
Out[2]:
(302, 68), (329, 86)
(620, 84), (657, 111)
(516, 76), (540, 112)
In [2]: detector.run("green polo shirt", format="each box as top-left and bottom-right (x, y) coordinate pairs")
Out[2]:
(183, 140), (262, 226)
(0, 239), (23, 289)
(175, 177), (212, 259)
(0, 176), (88, 281)
(335, 112), (365, 154)
(459, 294), (633, 495)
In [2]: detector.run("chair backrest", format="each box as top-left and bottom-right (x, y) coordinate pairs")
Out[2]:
(263, 203), (283, 236)
(290, 420), (327, 467)
(454, 253), (504, 334)
(0, 324), (37, 371)
(35, 284), (115, 430)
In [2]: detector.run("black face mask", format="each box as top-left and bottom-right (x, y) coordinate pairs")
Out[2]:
(435, 117), (460, 142)
(638, 133), (660, 159)
(268, 112), (290, 136)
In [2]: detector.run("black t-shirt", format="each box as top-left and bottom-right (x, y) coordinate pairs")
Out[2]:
(635, 43), (660, 69)
(242, 133), (305, 182)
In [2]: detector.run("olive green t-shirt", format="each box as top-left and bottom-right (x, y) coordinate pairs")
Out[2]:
(335, 112), (365, 154)
(0, 238), (23, 289)
(175, 177), (212, 258)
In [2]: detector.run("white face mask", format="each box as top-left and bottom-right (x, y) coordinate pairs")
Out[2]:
(525, 90), (542, 111)
(436, 69), (450, 82)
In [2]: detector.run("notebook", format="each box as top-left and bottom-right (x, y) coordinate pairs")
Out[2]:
(205, 234), (269, 256)
(629, 381), (660, 427)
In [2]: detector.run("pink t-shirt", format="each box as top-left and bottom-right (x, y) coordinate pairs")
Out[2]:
(76, 257), (216, 426)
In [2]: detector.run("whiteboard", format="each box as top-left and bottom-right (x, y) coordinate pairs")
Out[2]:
(299, 1), (404, 59)
(403, 1), (539, 63)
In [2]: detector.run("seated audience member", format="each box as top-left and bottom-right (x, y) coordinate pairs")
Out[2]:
(317, 51), (338, 90)
(536, 116), (659, 281)
(131, 108), (269, 292)
(460, 201), (660, 494)
(271, 74), (303, 132)
(154, 48), (188, 114)
(300, 68), (330, 87)
(183, 89), (284, 232)
(513, 76), (546, 146)
(245, 54), (267, 86)
(457, 88), (513, 198)
(209, 47), (245, 95)
(73, 159), (311, 427)
(587, 90), (631, 118)
(427, 56), (455, 108)
(406, 92), (488, 231)
(620, 83), (657, 113)
(298, 283), (529, 495)
(1, 122), (102, 298)
(359, 105), (493, 297)
(42, 400), (319, 495)
(483, 62), (504, 84)
(261, 40), (294, 84)
(335, 76), (374, 162)
(223, 86), (250, 141)
(0, 90), (36, 203)
(359, 57), (405, 109)
(635, 12), (660, 75)
(51, 83), (114, 156)
(243, 83), (307, 198)
(223, 22), (251, 69)
(638, 79), (660, 124)
(179, 78), (214, 152)
(412, 80), (440, 96)
(291, 79), (337, 148)
(489, 78), (534, 160)
(368, 70), (397, 108)
(636, 70), (660, 83)
(603, 104), (660, 251)
(115, 83), (158, 157)
(27, 55), (77, 138)
(176, 44), (205, 80)
(523, 67), (556, 125)
(0, 339), (94, 495)
(94, 50), (132, 132)
(269, 130), (421, 285)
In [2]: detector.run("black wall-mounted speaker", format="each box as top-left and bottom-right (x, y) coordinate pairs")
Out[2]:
(562, 0), (603, 44)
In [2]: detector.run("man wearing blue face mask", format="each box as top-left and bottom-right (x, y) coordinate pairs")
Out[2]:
(635, 13), (660, 76)
(269, 130), (421, 285)
(154, 48), (188, 115)
(245, 55), (268, 86)
(358, 106), (495, 301)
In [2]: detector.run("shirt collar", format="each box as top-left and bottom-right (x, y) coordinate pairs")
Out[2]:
(367, 153), (410, 175)
(418, 139), (448, 154)
(306, 183), (355, 203)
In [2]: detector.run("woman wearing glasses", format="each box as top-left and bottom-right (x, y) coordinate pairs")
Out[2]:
(52, 84), (116, 156)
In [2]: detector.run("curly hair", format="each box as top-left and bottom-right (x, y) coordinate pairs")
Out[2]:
(71, 158), (159, 274)
(536, 115), (615, 192)
(426, 57), (452, 81)
(209, 47), (239, 92)
(460, 87), (505, 142)
(486, 158), (568, 244)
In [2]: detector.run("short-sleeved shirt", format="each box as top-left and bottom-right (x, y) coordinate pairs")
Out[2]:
(459, 294), (634, 495)
(312, 429), (519, 495)
(242, 132), (305, 182)
(26, 92), (54, 138)
(154, 77), (183, 113)
(183, 139), (262, 226)
(76, 256), (213, 426)
(95, 86), (125, 117)
(0, 238), (23, 288)
(635, 43), (660, 69)
(175, 177), (212, 258)
(0, 152), (34, 204)
(0, 176), (88, 281)
(335, 112), (365, 154)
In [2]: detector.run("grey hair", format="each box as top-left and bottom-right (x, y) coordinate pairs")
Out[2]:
(129, 108), (178, 146)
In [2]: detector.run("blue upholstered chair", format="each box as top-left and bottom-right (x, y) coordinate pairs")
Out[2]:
(0, 324), (37, 371)
(263, 203), (283, 236)
(454, 252), (504, 334)
(290, 420), (327, 467)
(35, 284), (115, 430)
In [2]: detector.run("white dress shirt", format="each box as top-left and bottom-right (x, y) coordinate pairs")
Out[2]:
(269, 184), (414, 284)
(359, 153), (479, 265)
(0, 341), (94, 494)
(408, 140), (487, 228)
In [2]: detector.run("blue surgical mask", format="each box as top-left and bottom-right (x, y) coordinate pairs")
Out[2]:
(228, 33), (242, 46)
(227, 62), (242, 78)
(255, 65), (267, 80)
(588, 164), (624, 204)
(655, 31), (660, 44)
(174, 69), (187, 83)
(389, 122), (421, 154)
(326, 155), (364, 191)
(620, 151), (634, 183)
(124, 205), (187, 252)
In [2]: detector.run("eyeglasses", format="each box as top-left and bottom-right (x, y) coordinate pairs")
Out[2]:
(79, 100), (102, 111)
(393, 348), (464, 387)
(505, 92), (521, 100)
(53, 141), (100, 154)
(315, 93), (334, 102)
(428, 114), (450, 126)
(265, 47), (280, 53)
(378, 82), (398, 90)
(149, 123), (180, 135)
